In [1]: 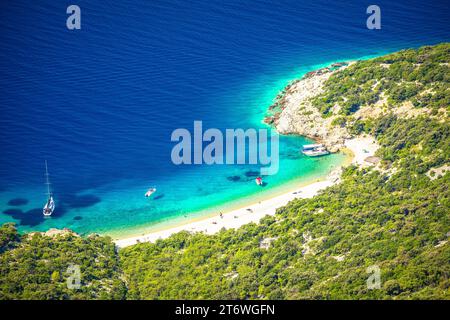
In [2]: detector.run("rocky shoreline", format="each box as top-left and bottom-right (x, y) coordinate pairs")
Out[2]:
(264, 61), (353, 152)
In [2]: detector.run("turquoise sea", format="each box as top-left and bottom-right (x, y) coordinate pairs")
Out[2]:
(0, 1), (448, 237)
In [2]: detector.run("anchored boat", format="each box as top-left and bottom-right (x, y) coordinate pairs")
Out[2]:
(255, 177), (263, 186)
(145, 187), (157, 197)
(301, 144), (330, 157)
(43, 160), (55, 216)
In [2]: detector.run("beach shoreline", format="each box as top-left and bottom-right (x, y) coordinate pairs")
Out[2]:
(109, 166), (341, 240)
(114, 59), (381, 248)
(114, 136), (378, 248)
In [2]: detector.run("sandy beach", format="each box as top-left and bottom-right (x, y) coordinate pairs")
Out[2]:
(114, 136), (378, 248)
(114, 60), (380, 249)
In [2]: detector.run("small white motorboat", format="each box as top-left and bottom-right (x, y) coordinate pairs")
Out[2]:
(145, 188), (157, 197)
(301, 144), (330, 157)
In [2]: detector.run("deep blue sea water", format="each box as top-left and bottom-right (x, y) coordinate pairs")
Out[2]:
(0, 0), (449, 237)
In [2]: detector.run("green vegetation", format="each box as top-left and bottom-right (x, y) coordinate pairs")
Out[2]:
(312, 43), (450, 116)
(118, 44), (449, 300)
(119, 115), (449, 299)
(0, 224), (126, 299)
(0, 43), (448, 300)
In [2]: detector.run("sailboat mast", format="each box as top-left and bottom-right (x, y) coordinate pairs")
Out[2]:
(45, 160), (51, 197)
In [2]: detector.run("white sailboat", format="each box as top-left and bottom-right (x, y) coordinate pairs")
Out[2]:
(43, 160), (55, 216)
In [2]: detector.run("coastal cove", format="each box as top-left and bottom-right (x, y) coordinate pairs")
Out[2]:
(1, 41), (448, 300)
(1, 0), (449, 301)
(0, 54), (401, 240)
(114, 56), (386, 245)
(1, 1), (449, 240)
(0, 56), (383, 238)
